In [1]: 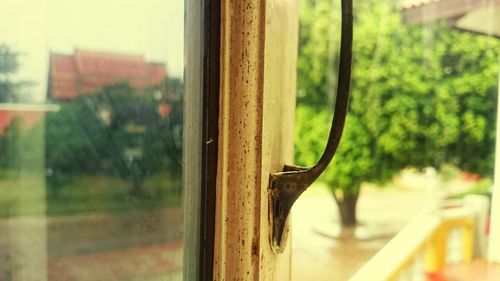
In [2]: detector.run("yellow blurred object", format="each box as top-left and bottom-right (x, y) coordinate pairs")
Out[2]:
(425, 217), (474, 272)
(351, 203), (476, 281)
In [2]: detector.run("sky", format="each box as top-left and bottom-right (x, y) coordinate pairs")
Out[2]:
(0, 0), (184, 102)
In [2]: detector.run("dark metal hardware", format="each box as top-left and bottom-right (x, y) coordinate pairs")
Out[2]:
(269, 0), (353, 252)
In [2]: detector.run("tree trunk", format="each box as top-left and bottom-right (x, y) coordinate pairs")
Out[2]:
(334, 192), (359, 227)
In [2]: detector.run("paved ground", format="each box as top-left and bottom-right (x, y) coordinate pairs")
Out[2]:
(291, 184), (429, 281)
(48, 242), (183, 281)
(0, 208), (183, 281)
(0, 177), (465, 280)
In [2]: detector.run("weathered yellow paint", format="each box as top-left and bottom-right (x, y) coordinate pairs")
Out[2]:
(425, 217), (474, 272)
(214, 0), (298, 280)
(425, 227), (448, 271)
(352, 211), (475, 281)
(461, 221), (474, 262)
(387, 217), (474, 279)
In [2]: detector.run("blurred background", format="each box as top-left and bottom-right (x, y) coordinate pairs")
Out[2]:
(0, 0), (499, 280)
(291, 0), (499, 280)
(0, 1), (185, 280)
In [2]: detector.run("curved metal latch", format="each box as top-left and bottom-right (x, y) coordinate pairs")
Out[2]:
(269, 0), (353, 252)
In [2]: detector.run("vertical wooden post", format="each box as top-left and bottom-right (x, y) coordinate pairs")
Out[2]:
(214, 0), (298, 280)
(425, 228), (448, 271)
(462, 223), (474, 262)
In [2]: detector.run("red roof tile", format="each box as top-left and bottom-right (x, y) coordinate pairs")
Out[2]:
(49, 50), (167, 100)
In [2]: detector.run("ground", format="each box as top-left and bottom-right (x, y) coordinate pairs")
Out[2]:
(0, 171), (481, 280)
(291, 183), (430, 280)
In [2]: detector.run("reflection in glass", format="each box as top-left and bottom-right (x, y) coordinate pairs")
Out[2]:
(0, 1), (186, 280)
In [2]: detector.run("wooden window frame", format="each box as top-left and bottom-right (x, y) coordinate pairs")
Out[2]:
(184, 0), (220, 280)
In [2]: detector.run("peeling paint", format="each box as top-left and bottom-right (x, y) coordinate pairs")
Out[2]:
(214, 0), (298, 280)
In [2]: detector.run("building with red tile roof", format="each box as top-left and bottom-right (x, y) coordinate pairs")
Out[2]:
(48, 50), (167, 100)
(0, 50), (168, 134)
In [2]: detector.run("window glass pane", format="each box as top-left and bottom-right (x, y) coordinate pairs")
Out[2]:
(293, 0), (499, 280)
(0, 1), (193, 280)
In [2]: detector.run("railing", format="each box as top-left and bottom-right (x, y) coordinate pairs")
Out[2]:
(350, 202), (476, 281)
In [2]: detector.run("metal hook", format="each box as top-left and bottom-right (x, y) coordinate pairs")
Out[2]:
(269, 0), (353, 252)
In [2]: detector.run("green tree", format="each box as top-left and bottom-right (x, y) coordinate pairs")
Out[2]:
(295, 106), (373, 225)
(0, 44), (20, 102)
(45, 82), (183, 197)
(295, 0), (499, 226)
(0, 44), (33, 102)
(0, 118), (22, 171)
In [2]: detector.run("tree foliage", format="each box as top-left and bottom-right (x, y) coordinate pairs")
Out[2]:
(295, 106), (373, 196)
(295, 0), (500, 224)
(0, 44), (33, 102)
(45, 82), (183, 195)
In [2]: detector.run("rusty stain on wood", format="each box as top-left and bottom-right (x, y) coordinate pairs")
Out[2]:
(213, 0), (298, 280)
